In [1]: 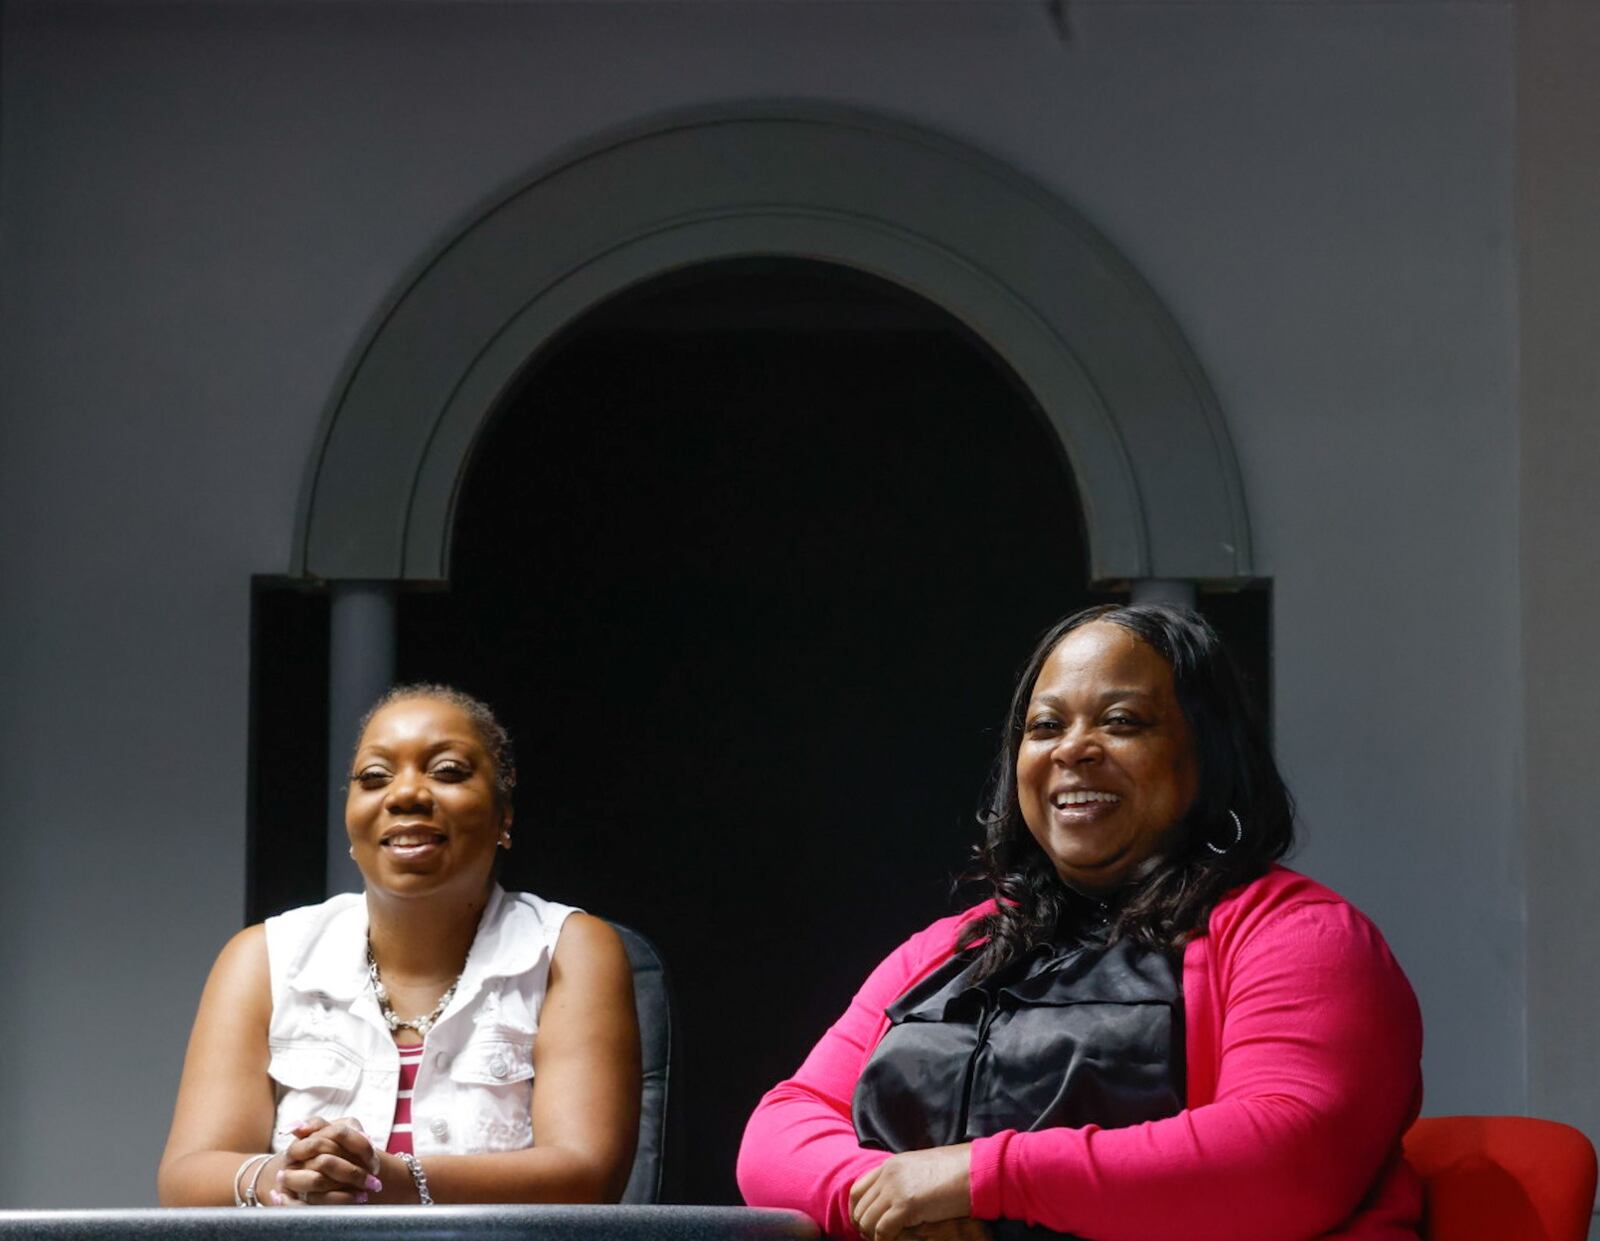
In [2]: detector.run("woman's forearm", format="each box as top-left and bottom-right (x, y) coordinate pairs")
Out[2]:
(370, 1144), (628, 1205)
(738, 923), (969, 1234)
(157, 1149), (284, 1207)
(739, 1078), (891, 1236)
(162, 1143), (626, 1208)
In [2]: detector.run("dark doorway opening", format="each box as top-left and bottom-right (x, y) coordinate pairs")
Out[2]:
(398, 258), (1100, 1201)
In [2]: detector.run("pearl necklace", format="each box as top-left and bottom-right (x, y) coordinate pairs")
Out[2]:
(366, 942), (463, 1038)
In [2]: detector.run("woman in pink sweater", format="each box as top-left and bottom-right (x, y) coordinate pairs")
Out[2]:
(738, 605), (1422, 1241)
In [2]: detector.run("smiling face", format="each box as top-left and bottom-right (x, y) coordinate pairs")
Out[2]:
(346, 695), (509, 901)
(1015, 621), (1199, 895)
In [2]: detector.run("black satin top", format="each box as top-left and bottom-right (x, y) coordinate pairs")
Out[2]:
(851, 915), (1185, 1239)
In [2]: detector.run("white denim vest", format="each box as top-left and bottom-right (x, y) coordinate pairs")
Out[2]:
(264, 885), (577, 1156)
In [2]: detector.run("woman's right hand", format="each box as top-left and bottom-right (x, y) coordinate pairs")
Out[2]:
(270, 1115), (384, 1206)
(850, 1144), (974, 1241)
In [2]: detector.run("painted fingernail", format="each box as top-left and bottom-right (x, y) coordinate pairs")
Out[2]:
(269, 1191), (284, 1206)
(356, 1193), (369, 1205)
(366, 1176), (383, 1192)
(275, 1170), (286, 1184)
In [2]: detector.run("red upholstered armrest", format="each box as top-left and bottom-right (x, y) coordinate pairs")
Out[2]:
(1403, 1115), (1598, 1241)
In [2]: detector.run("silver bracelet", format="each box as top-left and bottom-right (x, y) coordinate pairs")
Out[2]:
(246, 1153), (274, 1208)
(398, 1152), (433, 1205)
(233, 1154), (273, 1208)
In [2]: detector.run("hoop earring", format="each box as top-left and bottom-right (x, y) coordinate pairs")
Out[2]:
(1206, 810), (1244, 856)
(499, 832), (512, 850)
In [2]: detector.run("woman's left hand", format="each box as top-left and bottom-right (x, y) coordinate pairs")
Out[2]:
(271, 1115), (383, 1205)
(849, 1144), (974, 1241)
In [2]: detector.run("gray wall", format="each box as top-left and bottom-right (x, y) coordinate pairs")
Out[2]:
(1521, 9), (1600, 1237)
(0, 0), (1547, 1210)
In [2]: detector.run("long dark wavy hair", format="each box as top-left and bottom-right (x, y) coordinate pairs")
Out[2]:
(958, 604), (1294, 976)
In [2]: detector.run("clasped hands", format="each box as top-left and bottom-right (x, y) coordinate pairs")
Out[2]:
(263, 1115), (386, 1206)
(849, 1143), (988, 1241)
(266, 1119), (976, 1224)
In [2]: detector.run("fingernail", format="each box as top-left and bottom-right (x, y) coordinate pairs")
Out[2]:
(275, 1170), (286, 1184)
(366, 1176), (383, 1192)
(356, 1193), (369, 1205)
(269, 1191), (284, 1206)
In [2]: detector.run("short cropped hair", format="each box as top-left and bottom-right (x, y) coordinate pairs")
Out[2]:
(354, 683), (517, 808)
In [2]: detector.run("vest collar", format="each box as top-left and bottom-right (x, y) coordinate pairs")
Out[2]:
(283, 885), (546, 1004)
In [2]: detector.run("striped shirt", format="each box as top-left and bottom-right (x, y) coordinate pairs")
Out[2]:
(387, 1041), (425, 1155)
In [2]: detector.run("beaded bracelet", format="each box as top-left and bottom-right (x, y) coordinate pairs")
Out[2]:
(398, 1152), (433, 1205)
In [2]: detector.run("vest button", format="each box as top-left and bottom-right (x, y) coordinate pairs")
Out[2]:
(433, 1052), (452, 1071)
(429, 1117), (450, 1141)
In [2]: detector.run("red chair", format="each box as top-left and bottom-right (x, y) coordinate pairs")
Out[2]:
(1403, 1116), (1598, 1241)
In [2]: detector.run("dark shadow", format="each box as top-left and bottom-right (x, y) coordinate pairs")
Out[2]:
(247, 578), (330, 923)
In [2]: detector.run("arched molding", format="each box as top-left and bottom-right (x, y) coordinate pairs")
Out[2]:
(293, 108), (1252, 585)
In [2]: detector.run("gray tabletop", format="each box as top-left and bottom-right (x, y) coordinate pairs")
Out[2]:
(0, 1204), (821, 1241)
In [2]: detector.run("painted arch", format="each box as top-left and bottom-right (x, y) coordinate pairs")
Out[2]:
(293, 109), (1252, 585)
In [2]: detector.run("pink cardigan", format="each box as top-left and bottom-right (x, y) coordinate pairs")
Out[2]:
(737, 867), (1423, 1241)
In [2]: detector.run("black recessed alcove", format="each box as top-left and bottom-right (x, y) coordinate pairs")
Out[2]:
(396, 258), (1102, 1203)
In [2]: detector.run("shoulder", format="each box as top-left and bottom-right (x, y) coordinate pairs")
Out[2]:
(909, 902), (996, 956)
(1208, 865), (1378, 937)
(1202, 866), (1413, 991)
(262, 892), (366, 991)
(497, 888), (584, 936)
(552, 911), (628, 968)
(199, 922), (271, 1016)
(264, 892), (365, 950)
(546, 913), (636, 1014)
(215, 922), (269, 977)
(480, 887), (594, 972)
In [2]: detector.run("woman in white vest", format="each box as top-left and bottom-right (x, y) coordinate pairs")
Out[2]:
(159, 685), (641, 1206)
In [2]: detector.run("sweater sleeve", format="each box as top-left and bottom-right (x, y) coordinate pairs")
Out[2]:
(737, 920), (965, 1237)
(967, 899), (1423, 1241)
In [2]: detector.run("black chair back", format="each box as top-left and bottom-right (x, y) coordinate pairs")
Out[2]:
(609, 922), (673, 1204)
